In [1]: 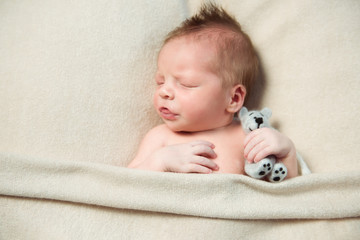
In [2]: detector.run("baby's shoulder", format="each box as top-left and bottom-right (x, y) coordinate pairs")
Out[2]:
(145, 124), (173, 139)
(139, 124), (173, 147)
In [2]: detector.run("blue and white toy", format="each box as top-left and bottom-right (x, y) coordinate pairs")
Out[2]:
(239, 107), (288, 182)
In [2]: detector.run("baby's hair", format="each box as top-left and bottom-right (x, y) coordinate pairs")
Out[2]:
(164, 3), (258, 95)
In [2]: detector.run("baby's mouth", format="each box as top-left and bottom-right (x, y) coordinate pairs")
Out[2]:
(159, 107), (178, 121)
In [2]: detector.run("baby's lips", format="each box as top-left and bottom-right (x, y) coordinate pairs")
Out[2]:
(159, 107), (170, 113)
(159, 107), (178, 120)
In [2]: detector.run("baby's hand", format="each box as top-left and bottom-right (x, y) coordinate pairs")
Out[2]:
(152, 140), (219, 174)
(244, 128), (295, 163)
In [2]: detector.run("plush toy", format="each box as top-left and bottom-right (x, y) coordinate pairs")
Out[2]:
(239, 107), (288, 182)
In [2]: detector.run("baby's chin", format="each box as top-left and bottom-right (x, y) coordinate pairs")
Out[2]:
(164, 123), (197, 133)
(166, 125), (193, 133)
(165, 118), (237, 133)
(165, 122), (219, 133)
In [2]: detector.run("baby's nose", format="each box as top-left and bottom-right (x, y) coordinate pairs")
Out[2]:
(159, 85), (174, 99)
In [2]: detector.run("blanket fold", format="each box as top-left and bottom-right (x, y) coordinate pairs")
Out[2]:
(1, 153), (359, 220)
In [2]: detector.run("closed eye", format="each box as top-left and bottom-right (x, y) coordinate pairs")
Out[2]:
(177, 80), (198, 88)
(156, 80), (164, 85)
(180, 83), (198, 88)
(155, 74), (165, 85)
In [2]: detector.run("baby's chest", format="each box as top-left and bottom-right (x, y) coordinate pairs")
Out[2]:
(167, 132), (245, 174)
(211, 140), (244, 174)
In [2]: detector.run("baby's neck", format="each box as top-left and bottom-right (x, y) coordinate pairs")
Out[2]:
(176, 118), (240, 135)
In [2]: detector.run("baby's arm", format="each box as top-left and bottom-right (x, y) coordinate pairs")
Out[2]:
(128, 125), (219, 173)
(243, 128), (298, 178)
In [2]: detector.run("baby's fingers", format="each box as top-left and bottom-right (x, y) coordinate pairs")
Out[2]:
(185, 164), (215, 174)
(190, 140), (215, 149)
(191, 143), (217, 159)
(244, 135), (265, 160)
(247, 146), (272, 163)
(244, 129), (260, 146)
(189, 156), (219, 172)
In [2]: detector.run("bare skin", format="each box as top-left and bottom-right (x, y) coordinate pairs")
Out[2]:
(129, 119), (246, 174)
(128, 36), (298, 178)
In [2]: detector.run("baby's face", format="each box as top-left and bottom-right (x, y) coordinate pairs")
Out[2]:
(154, 37), (233, 132)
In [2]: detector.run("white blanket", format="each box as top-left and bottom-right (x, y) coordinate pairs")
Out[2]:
(1, 154), (359, 239)
(1, 154), (360, 219)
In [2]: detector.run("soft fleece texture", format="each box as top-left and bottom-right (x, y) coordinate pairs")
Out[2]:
(1, 0), (360, 239)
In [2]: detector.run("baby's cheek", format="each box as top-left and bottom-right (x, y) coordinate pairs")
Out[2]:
(184, 102), (206, 119)
(183, 109), (199, 122)
(153, 93), (163, 110)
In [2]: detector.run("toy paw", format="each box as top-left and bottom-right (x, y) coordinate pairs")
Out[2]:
(267, 163), (287, 182)
(245, 157), (275, 179)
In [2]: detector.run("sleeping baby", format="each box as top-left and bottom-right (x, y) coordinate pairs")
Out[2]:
(128, 3), (298, 179)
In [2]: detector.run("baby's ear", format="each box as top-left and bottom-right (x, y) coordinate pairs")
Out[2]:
(226, 84), (246, 113)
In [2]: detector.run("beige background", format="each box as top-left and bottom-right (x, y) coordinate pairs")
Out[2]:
(1, 0), (360, 172)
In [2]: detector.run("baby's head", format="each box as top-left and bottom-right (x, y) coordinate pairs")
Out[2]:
(163, 3), (258, 92)
(154, 4), (259, 132)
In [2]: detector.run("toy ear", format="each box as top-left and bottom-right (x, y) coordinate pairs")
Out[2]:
(239, 107), (248, 119)
(261, 107), (272, 118)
